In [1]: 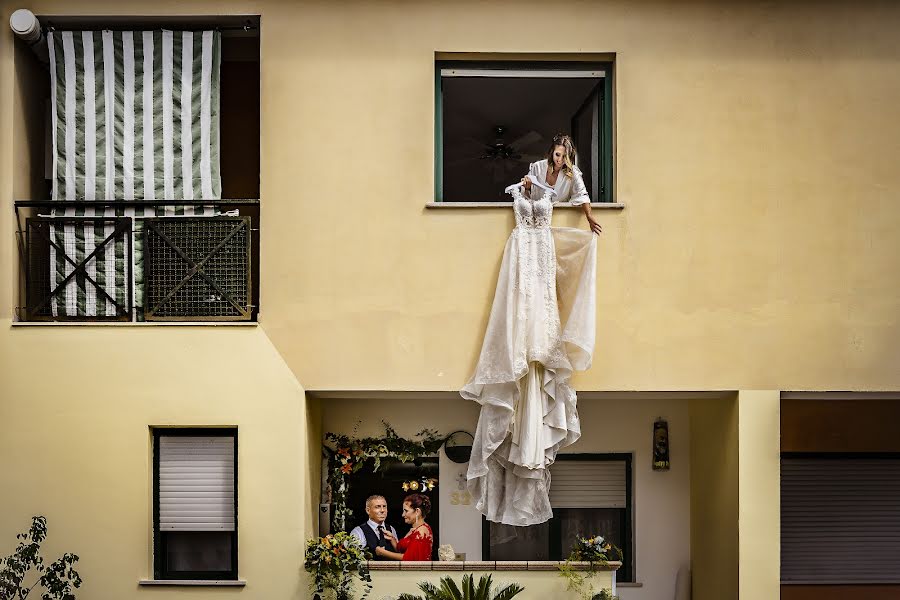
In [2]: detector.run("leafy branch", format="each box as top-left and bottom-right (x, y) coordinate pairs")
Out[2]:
(0, 516), (82, 600)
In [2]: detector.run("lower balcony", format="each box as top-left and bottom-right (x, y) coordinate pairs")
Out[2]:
(15, 200), (258, 322)
(365, 560), (619, 598)
(309, 390), (742, 600)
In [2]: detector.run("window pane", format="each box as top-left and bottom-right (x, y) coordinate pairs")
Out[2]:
(558, 508), (629, 581)
(558, 508), (623, 552)
(164, 531), (233, 573)
(488, 522), (551, 560)
(441, 75), (602, 203)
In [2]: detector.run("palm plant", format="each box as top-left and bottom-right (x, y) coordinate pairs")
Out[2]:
(397, 573), (524, 600)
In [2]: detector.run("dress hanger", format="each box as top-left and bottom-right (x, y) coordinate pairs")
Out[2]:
(505, 175), (557, 196)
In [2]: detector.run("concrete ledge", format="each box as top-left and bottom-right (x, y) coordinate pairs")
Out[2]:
(400, 561), (435, 571)
(138, 579), (246, 586)
(426, 202), (625, 209)
(366, 560), (621, 572)
(12, 321), (257, 327)
(368, 561), (401, 571)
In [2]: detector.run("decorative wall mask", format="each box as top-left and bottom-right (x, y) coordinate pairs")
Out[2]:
(653, 418), (670, 471)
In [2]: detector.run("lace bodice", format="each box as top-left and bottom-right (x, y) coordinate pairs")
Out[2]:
(511, 187), (554, 229)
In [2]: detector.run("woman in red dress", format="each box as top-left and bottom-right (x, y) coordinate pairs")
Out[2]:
(375, 493), (433, 561)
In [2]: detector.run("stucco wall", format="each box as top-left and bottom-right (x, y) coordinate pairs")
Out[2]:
(248, 0), (900, 392)
(1, 1), (898, 392)
(2, 2), (900, 599)
(690, 396), (739, 600)
(0, 323), (313, 599)
(738, 391), (780, 600)
(368, 569), (616, 600)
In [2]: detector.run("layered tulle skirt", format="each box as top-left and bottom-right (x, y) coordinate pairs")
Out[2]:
(462, 226), (596, 526)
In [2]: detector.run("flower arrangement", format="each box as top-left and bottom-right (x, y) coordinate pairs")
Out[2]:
(557, 535), (622, 600)
(304, 532), (372, 600)
(325, 422), (443, 531)
(568, 535), (623, 563)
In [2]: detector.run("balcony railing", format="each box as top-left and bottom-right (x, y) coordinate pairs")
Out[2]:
(15, 200), (258, 323)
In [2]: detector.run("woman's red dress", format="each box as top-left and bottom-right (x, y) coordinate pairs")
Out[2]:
(397, 523), (433, 561)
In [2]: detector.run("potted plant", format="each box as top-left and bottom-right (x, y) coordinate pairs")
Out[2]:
(397, 573), (523, 600)
(557, 535), (622, 600)
(304, 532), (372, 600)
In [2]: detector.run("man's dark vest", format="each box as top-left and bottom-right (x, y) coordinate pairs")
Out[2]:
(360, 523), (388, 559)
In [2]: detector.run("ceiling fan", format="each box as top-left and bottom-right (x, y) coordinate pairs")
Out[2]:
(447, 126), (545, 184)
(477, 126), (543, 161)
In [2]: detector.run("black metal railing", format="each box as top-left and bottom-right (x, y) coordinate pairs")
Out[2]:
(144, 217), (252, 321)
(25, 215), (133, 321)
(15, 200), (259, 322)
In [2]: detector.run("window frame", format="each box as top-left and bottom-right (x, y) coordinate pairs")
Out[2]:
(152, 428), (239, 581)
(481, 452), (633, 582)
(434, 59), (615, 204)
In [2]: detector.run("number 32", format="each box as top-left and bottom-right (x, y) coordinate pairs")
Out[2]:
(450, 491), (472, 506)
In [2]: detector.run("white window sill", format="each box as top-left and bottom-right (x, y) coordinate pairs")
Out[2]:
(138, 579), (246, 586)
(426, 202), (625, 209)
(11, 321), (257, 327)
(618, 582), (643, 587)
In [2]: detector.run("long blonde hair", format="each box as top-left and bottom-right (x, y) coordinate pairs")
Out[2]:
(545, 133), (577, 179)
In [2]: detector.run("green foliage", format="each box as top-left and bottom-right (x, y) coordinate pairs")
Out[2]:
(304, 532), (372, 600)
(0, 516), (82, 600)
(557, 535), (621, 600)
(325, 422), (444, 531)
(396, 573), (524, 600)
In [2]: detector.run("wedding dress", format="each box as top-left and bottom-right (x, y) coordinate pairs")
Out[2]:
(462, 176), (597, 526)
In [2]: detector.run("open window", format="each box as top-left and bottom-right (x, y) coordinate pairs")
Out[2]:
(435, 59), (614, 203)
(342, 457), (441, 561)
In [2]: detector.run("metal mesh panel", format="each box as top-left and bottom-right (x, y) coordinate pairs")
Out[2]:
(144, 217), (251, 320)
(25, 217), (132, 321)
(26, 220), (52, 317)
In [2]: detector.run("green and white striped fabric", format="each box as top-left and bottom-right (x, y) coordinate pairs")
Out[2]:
(47, 30), (221, 318)
(47, 207), (129, 318)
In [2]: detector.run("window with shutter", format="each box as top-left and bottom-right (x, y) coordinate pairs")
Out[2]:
(153, 429), (237, 580)
(484, 454), (633, 582)
(781, 454), (900, 584)
(549, 459), (627, 508)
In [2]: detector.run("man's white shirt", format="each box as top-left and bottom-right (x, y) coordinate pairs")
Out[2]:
(350, 519), (398, 548)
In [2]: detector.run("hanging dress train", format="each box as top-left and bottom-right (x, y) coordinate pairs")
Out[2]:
(462, 179), (597, 526)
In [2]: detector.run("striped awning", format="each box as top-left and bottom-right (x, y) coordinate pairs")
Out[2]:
(46, 30), (221, 318)
(48, 30), (221, 200)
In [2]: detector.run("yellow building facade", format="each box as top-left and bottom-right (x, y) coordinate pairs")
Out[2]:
(1, 1), (899, 599)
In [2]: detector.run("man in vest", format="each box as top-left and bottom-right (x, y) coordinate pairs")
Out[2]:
(349, 495), (398, 559)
